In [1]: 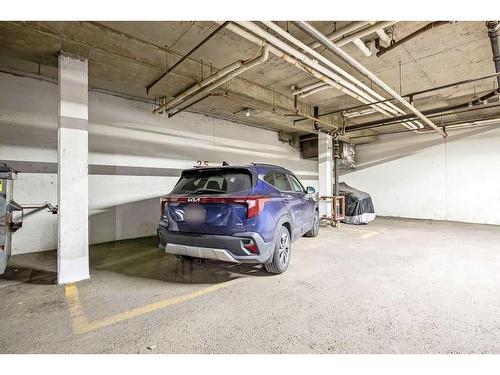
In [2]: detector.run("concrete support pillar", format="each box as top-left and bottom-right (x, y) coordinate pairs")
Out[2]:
(318, 132), (333, 218)
(57, 52), (89, 284)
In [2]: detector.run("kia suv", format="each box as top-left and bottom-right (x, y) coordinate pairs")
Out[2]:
(157, 163), (319, 274)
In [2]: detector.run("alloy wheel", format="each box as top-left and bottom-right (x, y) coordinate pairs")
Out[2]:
(278, 230), (290, 266)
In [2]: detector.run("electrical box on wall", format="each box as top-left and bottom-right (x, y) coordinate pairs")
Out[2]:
(300, 135), (355, 170)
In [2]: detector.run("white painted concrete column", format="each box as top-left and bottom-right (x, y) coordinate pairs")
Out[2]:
(318, 132), (333, 218)
(57, 52), (89, 284)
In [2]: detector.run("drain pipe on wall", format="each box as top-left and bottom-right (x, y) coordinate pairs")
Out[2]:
(486, 21), (500, 92)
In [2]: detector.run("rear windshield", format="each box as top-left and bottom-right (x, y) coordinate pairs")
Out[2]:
(172, 169), (253, 195)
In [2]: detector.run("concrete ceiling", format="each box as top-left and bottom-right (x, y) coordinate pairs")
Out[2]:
(0, 21), (498, 143)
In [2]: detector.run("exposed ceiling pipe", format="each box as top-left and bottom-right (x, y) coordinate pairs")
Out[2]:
(308, 21), (394, 49)
(291, 82), (327, 95)
(294, 21), (446, 137)
(376, 21), (454, 57)
(154, 44), (269, 116)
(486, 21), (500, 89)
(375, 29), (391, 44)
(146, 21), (229, 95)
(310, 21), (374, 48)
(221, 23), (416, 129)
(344, 108), (377, 118)
(349, 117), (500, 139)
(298, 85), (331, 98)
(216, 90), (339, 132)
(352, 38), (372, 57)
(296, 71), (500, 124)
(153, 59), (244, 114)
(256, 21), (420, 129)
(218, 22), (372, 110)
(217, 21), (412, 132)
(235, 21), (398, 117)
(345, 99), (500, 132)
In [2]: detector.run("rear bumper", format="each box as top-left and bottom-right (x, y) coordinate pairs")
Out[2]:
(157, 226), (274, 264)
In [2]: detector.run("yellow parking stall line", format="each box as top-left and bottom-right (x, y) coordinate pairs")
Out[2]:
(64, 278), (243, 335)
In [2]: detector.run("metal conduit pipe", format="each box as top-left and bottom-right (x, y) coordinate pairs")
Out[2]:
(346, 100), (500, 132)
(146, 21), (230, 94)
(295, 82), (329, 94)
(294, 21), (446, 137)
(350, 117), (500, 139)
(295, 71), (500, 124)
(333, 21), (398, 47)
(218, 22), (414, 130)
(308, 21), (392, 49)
(218, 22), (355, 95)
(160, 44), (270, 116)
(376, 21), (453, 57)
(257, 21), (420, 129)
(153, 59), (245, 114)
(298, 85), (331, 98)
(353, 38), (372, 57)
(291, 82), (327, 95)
(227, 22), (396, 119)
(310, 21), (373, 48)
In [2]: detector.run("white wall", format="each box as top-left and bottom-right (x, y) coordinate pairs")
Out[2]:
(342, 126), (500, 225)
(0, 72), (318, 254)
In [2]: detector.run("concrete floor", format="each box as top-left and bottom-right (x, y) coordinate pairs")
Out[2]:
(1, 217), (499, 354)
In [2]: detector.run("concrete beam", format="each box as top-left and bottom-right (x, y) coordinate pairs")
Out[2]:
(57, 52), (89, 284)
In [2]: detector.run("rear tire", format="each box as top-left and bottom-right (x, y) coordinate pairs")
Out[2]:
(304, 210), (320, 237)
(265, 226), (291, 274)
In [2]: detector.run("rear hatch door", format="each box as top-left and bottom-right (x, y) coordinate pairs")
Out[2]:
(164, 168), (255, 235)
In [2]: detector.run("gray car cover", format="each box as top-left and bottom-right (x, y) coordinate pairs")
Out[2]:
(339, 182), (376, 224)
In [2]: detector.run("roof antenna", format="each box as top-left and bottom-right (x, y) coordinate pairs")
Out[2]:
(222, 161), (230, 166)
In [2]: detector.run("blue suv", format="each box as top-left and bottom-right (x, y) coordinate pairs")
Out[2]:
(157, 163), (319, 274)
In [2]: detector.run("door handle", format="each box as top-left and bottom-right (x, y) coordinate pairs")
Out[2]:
(284, 198), (291, 204)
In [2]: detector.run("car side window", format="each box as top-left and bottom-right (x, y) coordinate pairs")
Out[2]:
(288, 174), (305, 193)
(274, 172), (292, 191)
(263, 172), (275, 187)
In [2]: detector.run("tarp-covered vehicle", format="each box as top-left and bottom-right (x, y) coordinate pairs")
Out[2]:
(339, 182), (376, 225)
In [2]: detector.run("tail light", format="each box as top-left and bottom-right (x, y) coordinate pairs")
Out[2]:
(243, 197), (270, 218)
(160, 196), (168, 215)
(161, 196), (270, 218)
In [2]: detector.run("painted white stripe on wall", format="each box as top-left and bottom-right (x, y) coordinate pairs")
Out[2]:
(0, 72), (318, 254)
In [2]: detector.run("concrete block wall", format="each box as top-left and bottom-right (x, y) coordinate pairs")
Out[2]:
(0, 72), (318, 254)
(342, 126), (500, 225)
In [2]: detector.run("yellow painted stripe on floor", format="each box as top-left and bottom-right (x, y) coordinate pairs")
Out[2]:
(65, 278), (243, 334)
(65, 283), (88, 333)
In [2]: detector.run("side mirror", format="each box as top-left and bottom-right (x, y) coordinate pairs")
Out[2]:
(306, 186), (315, 194)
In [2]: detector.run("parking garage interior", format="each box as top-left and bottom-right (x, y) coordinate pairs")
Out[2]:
(1, 15), (500, 357)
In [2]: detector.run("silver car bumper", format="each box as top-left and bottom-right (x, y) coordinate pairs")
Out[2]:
(162, 243), (239, 263)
